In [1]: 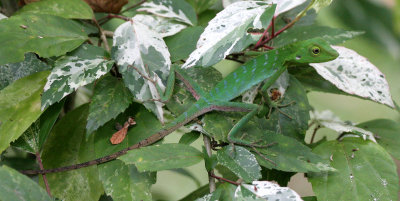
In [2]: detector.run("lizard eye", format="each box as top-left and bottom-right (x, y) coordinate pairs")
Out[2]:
(311, 46), (321, 55)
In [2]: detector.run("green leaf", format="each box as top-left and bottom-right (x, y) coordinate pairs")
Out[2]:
(0, 71), (49, 154)
(179, 184), (219, 201)
(133, 14), (187, 38)
(16, 0), (93, 19)
(12, 100), (64, 153)
(179, 131), (201, 145)
(138, 0), (197, 25)
(308, 138), (399, 201)
(309, 0), (333, 12)
(0, 165), (52, 201)
(93, 104), (162, 201)
(0, 53), (50, 90)
(357, 119), (400, 160)
(42, 44), (114, 110)
(119, 143), (203, 172)
(217, 145), (261, 183)
(261, 76), (311, 141)
(165, 26), (204, 62)
(86, 74), (133, 136)
(0, 14), (88, 65)
(261, 168), (295, 187)
(112, 19), (171, 122)
(186, 0), (218, 14)
(40, 104), (103, 201)
(182, 2), (275, 68)
(273, 26), (363, 48)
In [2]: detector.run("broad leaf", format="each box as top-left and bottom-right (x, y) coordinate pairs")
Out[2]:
(112, 19), (171, 122)
(165, 26), (204, 62)
(273, 26), (363, 48)
(0, 14), (88, 65)
(119, 143), (203, 172)
(217, 145), (261, 183)
(16, 0), (93, 19)
(182, 2), (275, 68)
(186, 0), (219, 14)
(0, 71), (49, 154)
(310, 46), (395, 107)
(195, 183), (237, 201)
(138, 0), (197, 25)
(310, 110), (377, 142)
(0, 165), (52, 201)
(41, 44), (114, 110)
(179, 131), (201, 145)
(309, 0), (333, 12)
(357, 119), (400, 160)
(12, 100), (64, 153)
(133, 14), (187, 38)
(309, 138), (399, 201)
(86, 75), (133, 136)
(223, 0), (306, 15)
(94, 104), (161, 201)
(0, 53), (50, 90)
(238, 181), (302, 201)
(40, 104), (103, 201)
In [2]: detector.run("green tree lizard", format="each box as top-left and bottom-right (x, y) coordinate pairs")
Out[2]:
(22, 38), (339, 175)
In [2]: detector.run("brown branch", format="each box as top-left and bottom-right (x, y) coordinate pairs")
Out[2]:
(92, 17), (110, 52)
(35, 152), (52, 197)
(203, 135), (216, 193)
(310, 125), (321, 144)
(210, 173), (240, 186)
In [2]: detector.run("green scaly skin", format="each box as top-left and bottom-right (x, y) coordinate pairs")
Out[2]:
(21, 38), (339, 175)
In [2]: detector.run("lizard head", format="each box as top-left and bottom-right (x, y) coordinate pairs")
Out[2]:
(287, 38), (339, 64)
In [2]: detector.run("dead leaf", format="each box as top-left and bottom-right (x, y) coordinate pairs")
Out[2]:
(110, 117), (136, 144)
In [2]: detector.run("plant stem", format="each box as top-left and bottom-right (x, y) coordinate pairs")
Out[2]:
(92, 18), (110, 52)
(310, 125), (321, 144)
(210, 173), (240, 186)
(203, 135), (216, 193)
(35, 152), (52, 197)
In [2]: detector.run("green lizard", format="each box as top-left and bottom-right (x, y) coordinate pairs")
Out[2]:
(22, 38), (339, 175)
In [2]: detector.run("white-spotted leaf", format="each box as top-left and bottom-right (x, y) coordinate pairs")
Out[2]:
(41, 45), (114, 110)
(133, 14), (186, 38)
(310, 46), (394, 107)
(182, 1), (275, 68)
(223, 0), (306, 16)
(112, 19), (171, 122)
(217, 145), (262, 183)
(237, 181), (302, 201)
(137, 0), (197, 26)
(310, 110), (376, 142)
(310, 0), (333, 12)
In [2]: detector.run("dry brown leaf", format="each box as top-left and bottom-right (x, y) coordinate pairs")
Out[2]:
(110, 117), (136, 144)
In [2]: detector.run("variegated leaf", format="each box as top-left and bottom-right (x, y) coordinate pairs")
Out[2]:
(237, 181), (302, 201)
(310, 110), (377, 142)
(133, 14), (186, 38)
(137, 0), (197, 26)
(41, 45), (114, 110)
(182, 1), (275, 68)
(310, 46), (394, 108)
(112, 20), (171, 122)
(310, 0), (333, 12)
(223, 0), (306, 15)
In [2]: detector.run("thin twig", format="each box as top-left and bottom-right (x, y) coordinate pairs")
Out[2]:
(128, 65), (156, 85)
(251, 147), (276, 166)
(210, 173), (241, 186)
(203, 135), (216, 193)
(310, 125), (321, 144)
(103, 30), (114, 38)
(35, 152), (52, 197)
(92, 17), (110, 52)
(120, 0), (148, 13)
(106, 14), (131, 21)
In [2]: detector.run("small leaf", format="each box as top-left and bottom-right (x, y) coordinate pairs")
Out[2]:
(119, 143), (203, 172)
(40, 104), (103, 201)
(16, 0), (94, 19)
(0, 166), (52, 201)
(86, 75), (133, 135)
(112, 19), (171, 122)
(357, 119), (400, 160)
(41, 44), (114, 110)
(0, 53), (50, 90)
(273, 26), (363, 48)
(0, 14), (88, 65)
(186, 0), (219, 14)
(165, 26), (204, 62)
(310, 46), (395, 107)
(310, 110), (377, 142)
(133, 14), (187, 38)
(179, 131), (201, 145)
(309, 138), (399, 201)
(182, 2), (275, 68)
(0, 71), (49, 154)
(109, 117), (136, 144)
(138, 0), (197, 25)
(217, 145), (261, 183)
(238, 181), (302, 201)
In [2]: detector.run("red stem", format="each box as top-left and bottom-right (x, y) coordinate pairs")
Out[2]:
(35, 152), (52, 197)
(210, 173), (240, 186)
